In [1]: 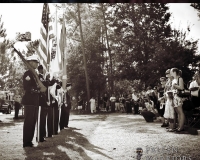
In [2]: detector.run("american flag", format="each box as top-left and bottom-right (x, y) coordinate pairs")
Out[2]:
(38, 3), (54, 71)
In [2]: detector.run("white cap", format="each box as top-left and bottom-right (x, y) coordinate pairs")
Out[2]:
(26, 55), (39, 62)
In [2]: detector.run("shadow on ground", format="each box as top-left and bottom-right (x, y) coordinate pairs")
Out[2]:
(23, 127), (112, 160)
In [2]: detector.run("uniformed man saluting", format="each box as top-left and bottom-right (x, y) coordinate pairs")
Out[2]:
(22, 55), (40, 148)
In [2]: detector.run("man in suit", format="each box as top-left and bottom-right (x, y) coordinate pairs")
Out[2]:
(60, 83), (72, 129)
(22, 55), (40, 148)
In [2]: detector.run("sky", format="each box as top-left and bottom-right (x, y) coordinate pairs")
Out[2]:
(0, 3), (199, 53)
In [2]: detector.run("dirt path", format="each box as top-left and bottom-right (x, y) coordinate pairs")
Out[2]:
(0, 112), (200, 160)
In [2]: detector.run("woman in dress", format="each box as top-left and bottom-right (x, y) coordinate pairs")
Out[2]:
(164, 91), (175, 132)
(170, 68), (185, 132)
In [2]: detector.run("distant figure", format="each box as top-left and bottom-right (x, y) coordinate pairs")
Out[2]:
(77, 95), (83, 114)
(90, 97), (96, 113)
(103, 93), (108, 111)
(13, 93), (21, 119)
(99, 97), (104, 111)
(110, 94), (116, 112)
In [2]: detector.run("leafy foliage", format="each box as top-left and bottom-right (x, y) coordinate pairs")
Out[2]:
(0, 15), (24, 94)
(105, 3), (199, 90)
(191, 3), (200, 19)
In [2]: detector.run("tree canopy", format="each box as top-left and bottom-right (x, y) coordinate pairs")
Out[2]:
(0, 4), (200, 100)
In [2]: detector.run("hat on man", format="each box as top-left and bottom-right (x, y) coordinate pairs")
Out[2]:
(38, 65), (43, 70)
(166, 90), (173, 94)
(26, 55), (39, 63)
(66, 82), (72, 87)
(59, 82), (72, 87)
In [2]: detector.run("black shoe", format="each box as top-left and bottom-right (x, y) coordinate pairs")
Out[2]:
(161, 123), (169, 127)
(175, 128), (185, 133)
(23, 142), (34, 148)
(40, 138), (46, 142)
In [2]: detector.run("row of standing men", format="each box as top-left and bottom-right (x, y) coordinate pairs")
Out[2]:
(22, 55), (71, 148)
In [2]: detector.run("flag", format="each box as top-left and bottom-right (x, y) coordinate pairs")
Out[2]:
(49, 6), (62, 78)
(38, 3), (50, 71)
(47, 17), (54, 67)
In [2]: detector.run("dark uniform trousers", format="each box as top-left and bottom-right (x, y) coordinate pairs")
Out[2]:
(52, 100), (59, 134)
(39, 106), (48, 140)
(38, 73), (48, 141)
(23, 105), (38, 145)
(60, 104), (70, 129)
(47, 105), (53, 137)
(60, 92), (71, 129)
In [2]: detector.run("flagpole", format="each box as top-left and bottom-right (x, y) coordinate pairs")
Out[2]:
(62, 12), (67, 90)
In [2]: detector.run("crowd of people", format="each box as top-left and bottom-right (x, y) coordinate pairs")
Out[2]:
(74, 67), (200, 134)
(137, 68), (200, 133)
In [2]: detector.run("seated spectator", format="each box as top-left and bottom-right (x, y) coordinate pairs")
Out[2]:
(141, 96), (159, 122)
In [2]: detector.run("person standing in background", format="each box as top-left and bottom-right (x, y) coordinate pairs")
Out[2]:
(77, 95), (84, 114)
(110, 94), (116, 112)
(90, 96), (96, 113)
(13, 91), (21, 119)
(103, 93), (108, 112)
(99, 97), (104, 111)
(126, 92), (132, 114)
(115, 96), (120, 112)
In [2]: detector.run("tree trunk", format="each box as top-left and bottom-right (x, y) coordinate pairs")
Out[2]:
(101, 4), (113, 94)
(77, 4), (90, 109)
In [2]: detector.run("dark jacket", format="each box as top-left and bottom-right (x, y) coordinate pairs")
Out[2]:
(62, 92), (71, 110)
(21, 70), (39, 106)
(38, 73), (47, 107)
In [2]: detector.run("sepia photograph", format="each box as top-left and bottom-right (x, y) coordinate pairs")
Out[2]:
(0, 2), (200, 160)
